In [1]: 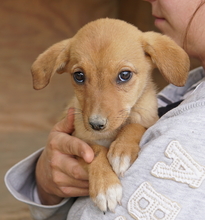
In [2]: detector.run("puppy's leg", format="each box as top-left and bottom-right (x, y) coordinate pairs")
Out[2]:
(107, 123), (146, 176)
(81, 145), (122, 212)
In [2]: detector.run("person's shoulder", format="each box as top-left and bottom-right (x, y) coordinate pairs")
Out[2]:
(184, 78), (205, 103)
(159, 77), (205, 119)
(189, 66), (205, 76)
(185, 66), (205, 88)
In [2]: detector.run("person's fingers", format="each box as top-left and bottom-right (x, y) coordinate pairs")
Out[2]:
(43, 182), (89, 198)
(59, 186), (89, 198)
(47, 170), (89, 198)
(62, 157), (89, 180)
(50, 132), (94, 164)
(52, 169), (89, 188)
(50, 151), (89, 180)
(62, 135), (94, 163)
(50, 108), (94, 164)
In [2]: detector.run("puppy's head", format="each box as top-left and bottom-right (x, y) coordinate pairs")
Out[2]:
(31, 18), (190, 133)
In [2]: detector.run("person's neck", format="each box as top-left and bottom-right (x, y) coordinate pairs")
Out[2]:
(196, 53), (205, 70)
(199, 50), (205, 69)
(188, 48), (205, 70)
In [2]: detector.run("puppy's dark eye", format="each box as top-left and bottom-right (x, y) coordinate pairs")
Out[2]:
(117, 71), (132, 83)
(73, 72), (85, 84)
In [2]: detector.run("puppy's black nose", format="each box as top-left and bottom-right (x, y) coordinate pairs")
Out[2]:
(89, 115), (107, 131)
(89, 122), (106, 131)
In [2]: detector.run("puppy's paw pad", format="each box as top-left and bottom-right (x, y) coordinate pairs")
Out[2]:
(108, 155), (131, 177)
(93, 184), (122, 212)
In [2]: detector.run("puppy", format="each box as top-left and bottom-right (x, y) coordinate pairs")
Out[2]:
(31, 18), (190, 212)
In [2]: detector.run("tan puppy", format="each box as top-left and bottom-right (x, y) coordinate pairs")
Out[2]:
(31, 18), (190, 212)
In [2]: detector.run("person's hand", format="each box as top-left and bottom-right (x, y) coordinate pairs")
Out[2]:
(35, 108), (94, 205)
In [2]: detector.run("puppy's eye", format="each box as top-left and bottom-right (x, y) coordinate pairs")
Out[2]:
(117, 71), (132, 83)
(73, 72), (85, 84)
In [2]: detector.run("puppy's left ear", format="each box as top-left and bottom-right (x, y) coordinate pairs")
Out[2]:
(31, 39), (71, 90)
(142, 32), (190, 86)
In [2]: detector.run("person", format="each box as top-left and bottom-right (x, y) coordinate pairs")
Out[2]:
(5, 0), (205, 219)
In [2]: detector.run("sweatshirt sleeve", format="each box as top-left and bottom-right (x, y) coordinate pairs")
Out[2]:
(4, 148), (75, 220)
(157, 66), (205, 107)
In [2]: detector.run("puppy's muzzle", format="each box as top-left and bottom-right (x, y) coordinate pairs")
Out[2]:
(89, 115), (107, 131)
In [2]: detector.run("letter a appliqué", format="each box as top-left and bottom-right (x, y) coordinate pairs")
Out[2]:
(151, 140), (205, 188)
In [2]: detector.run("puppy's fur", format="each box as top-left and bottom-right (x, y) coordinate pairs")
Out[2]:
(31, 18), (190, 212)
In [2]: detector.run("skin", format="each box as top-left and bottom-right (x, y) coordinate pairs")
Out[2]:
(144, 0), (205, 67)
(35, 108), (94, 205)
(36, 0), (205, 205)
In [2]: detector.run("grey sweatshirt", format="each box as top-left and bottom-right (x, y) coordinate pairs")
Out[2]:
(5, 67), (205, 220)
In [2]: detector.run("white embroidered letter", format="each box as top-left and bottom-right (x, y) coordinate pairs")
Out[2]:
(151, 141), (205, 188)
(128, 182), (180, 220)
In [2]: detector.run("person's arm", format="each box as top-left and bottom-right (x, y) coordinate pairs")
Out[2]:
(5, 108), (94, 220)
(5, 148), (75, 220)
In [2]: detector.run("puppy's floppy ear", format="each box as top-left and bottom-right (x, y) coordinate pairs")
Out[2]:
(142, 32), (190, 86)
(31, 39), (71, 90)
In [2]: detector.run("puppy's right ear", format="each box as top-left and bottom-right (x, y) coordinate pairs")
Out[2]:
(31, 39), (71, 90)
(142, 32), (190, 87)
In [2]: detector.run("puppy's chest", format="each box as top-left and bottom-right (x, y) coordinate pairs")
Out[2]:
(94, 138), (113, 148)
(73, 129), (117, 148)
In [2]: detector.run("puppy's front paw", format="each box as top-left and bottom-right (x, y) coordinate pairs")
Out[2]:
(89, 160), (122, 212)
(92, 183), (122, 212)
(107, 140), (139, 177)
(107, 153), (131, 177)
(88, 144), (123, 212)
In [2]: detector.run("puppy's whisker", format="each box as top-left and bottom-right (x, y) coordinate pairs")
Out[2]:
(73, 107), (82, 112)
(73, 112), (82, 116)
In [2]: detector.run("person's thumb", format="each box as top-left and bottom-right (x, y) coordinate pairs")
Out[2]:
(54, 108), (75, 134)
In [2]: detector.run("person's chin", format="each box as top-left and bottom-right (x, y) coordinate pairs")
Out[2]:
(154, 18), (166, 31)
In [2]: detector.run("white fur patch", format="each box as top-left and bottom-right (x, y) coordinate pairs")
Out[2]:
(128, 182), (181, 220)
(108, 155), (131, 177)
(93, 184), (122, 212)
(151, 141), (205, 188)
(94, 193), (107, 212)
